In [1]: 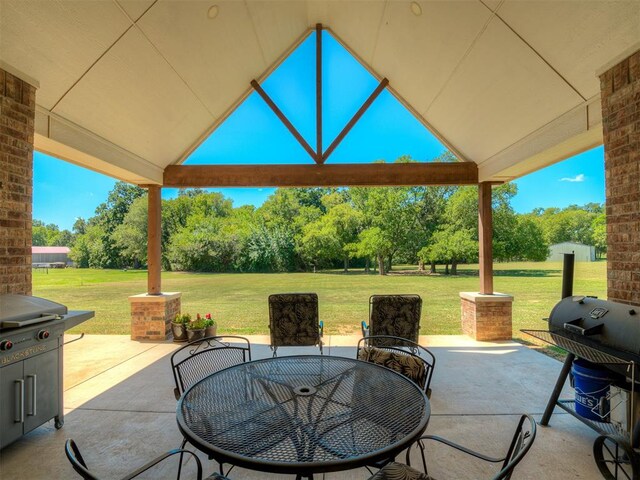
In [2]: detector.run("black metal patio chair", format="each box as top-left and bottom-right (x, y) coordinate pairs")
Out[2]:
(268, 293), (323, 356)
(171, 335), (252, 400)
(65, 439), (230, 480)
(170, 335), (252, 476)
(356, 335), (435, 398)
(361, 294), (422, 345)
(366, 414), (537, 480)
(355, 335), (436, 473)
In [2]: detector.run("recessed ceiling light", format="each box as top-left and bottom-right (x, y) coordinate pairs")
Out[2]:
(410, 2), (422, 16)
(207, 5), (219, 19)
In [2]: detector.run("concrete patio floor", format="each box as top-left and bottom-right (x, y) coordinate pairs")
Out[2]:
(0, 335), (602, 479)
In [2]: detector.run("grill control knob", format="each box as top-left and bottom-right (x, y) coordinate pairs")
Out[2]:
(37, 330), (50, 340)
(0, 340), (13, 351)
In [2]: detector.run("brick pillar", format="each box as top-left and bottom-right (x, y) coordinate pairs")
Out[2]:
(129, 292), (181, 341)
(600, 50), (640, 306)
(0, 69), (36, 295)
(460, 292), (513, 341)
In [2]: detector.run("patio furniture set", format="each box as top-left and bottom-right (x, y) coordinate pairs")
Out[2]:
(64, 294), (537, 480)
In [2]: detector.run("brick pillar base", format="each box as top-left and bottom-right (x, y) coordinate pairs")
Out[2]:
(460, 292), (513, 341)
(129, 292), (181, 341)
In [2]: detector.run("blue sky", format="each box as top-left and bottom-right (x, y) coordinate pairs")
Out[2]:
(33, 32), (604, 230)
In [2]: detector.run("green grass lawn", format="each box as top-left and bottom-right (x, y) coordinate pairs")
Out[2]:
(33, 261), (607, 338)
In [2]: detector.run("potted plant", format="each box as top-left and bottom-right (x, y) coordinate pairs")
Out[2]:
(186, 318), (206, 342)
(203, 313), (216, 337)
(171, 313), (191, 342)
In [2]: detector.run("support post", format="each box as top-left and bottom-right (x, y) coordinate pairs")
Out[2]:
(130, 185), (181, 341)
(478, 182), (493, 295)
(316, 23), (322, 162)
(147, 185), (162, 295)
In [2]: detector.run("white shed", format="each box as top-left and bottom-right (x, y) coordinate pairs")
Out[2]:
(548, 242), (596, 262)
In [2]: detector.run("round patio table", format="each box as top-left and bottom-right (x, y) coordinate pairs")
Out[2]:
(176, 355), (430, 479)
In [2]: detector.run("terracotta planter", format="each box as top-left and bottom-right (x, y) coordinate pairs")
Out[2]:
(186, 328), (205, 342)
(205, 325), (217, 337)
(171, 322), (188, 342)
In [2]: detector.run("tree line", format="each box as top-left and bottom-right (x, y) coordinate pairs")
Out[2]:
(34, 157), (606, 274)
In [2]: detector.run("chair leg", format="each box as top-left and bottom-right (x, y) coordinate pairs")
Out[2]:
(176, 438), (188, 480)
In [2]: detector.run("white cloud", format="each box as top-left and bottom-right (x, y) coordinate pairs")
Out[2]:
(560, 174), (585, 183)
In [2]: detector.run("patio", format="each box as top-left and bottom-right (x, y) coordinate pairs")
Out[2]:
(0, 334), (600, 479)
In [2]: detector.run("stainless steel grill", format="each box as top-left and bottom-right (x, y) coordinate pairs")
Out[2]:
(0, 294), (94, 449)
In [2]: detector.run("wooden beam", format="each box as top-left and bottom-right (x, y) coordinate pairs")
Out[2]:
(250, 80), (318, 162)
(316, 23), (323, 162)
(163, 162), (478, 188)
(321, 78), (389, 163)
(146, 185), (162, 295)
(478, 182), (493, 295)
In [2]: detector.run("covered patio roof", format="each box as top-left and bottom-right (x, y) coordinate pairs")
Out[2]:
(2, 1), (638, 185)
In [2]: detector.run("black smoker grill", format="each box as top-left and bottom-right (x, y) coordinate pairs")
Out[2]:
(524, 254), (640, 480)
(0, 294), (94, 449)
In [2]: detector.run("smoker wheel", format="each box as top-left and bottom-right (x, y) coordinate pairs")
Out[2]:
(55, 417), (64, 429)
(593, 434), (638, 480)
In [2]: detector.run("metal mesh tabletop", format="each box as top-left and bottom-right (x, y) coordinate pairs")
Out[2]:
(176, 355), (430, 475)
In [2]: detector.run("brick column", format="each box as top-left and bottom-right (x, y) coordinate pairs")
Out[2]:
(460, 292), (513, 341)
(0, 69), (36, 295)
(129, 292), (181, 341)
(600, 50), (640, 306)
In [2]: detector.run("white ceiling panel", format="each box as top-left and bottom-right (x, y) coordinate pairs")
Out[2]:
(498, 0), (640, 98)
(0, 0), (130, 110)
(426, 16), (584, 162)
(374, 0), (492, 116)
(136, 1), (267, 119)
(52, 27), (212, 166)
(307, 1), (386, 66)
(116, 0), (155, 22)
(1, 1), (636, 183)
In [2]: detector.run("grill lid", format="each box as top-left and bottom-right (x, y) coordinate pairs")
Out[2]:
(0, 294), (67, 327)
(548, 296), (640, 356)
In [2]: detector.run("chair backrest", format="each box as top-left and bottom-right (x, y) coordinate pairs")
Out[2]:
(268, 293), (321, 349)
(171, 336), (251, 399)
(369, 294), (421, 343)
(494, 414), (537, 480)
(65, 439), (100, 480)
(357, 335), (435, 397)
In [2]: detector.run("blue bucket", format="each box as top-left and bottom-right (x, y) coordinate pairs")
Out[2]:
(571, 359), (617, 422)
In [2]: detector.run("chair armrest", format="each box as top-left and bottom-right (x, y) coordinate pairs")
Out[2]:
(121, 449), (203, 480)
(319, 320), (324, 337)
(415, 435), (505, 464)
(361, 321), (369, 338)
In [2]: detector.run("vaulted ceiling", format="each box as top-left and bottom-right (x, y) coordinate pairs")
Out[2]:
(1, 1), (638, 185)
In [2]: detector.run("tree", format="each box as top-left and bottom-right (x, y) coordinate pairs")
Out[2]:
(351, 168), (415, 270)
(419, 227), (477, 274)
(69, 224), (106, 268)
(299, 200), (363, 271)
(512, 216), (549, 261)
(112, 195), (148, 268)
(355, 227), (393, 275)
(92, 182), (145, 268)
(32, 220), (73, 246)
(592, 213), (607, 258)
(535, 205), (600, 246)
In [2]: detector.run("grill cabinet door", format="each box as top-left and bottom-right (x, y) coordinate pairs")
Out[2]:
(23, 349), (59, 434)
(0, 362), (25, 449)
